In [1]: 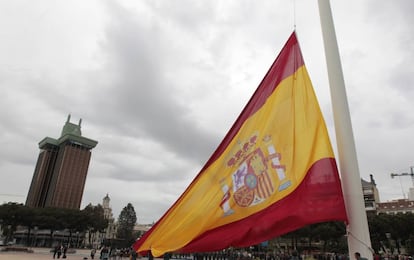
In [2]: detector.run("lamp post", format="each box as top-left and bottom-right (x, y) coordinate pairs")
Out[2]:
(7, 225), (11, 245)
(385, 233), (393, 255)
(33, 226), (38, 247)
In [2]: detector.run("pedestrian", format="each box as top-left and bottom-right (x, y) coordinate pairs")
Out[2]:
(291, 251), (301, 260)
(53, 244), (60, 259)
(90, 248), (96, 259)
(164, 252), (172, 260)
(354, 252), (368, 260)
(57, 244), (63, 259)
(130, 248), (138, 260)
(101, 246), (110, 260)
(110, 247), (117, 259)
(62, 244), (68, 258)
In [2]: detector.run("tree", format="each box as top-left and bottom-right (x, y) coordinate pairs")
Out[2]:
(117, 203), (137, 246)
(314, 221), (346, 253)
(83, 203), (108, 247)
(0, 202), (26, 243)
(37, 207), (66, 247)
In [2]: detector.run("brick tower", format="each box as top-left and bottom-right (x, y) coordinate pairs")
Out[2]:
(26, 115), (98, 209)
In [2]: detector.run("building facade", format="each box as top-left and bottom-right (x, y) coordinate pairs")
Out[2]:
(377, 199), (414, 214)
(362, 174), (380, 212)
(102, 194), (117, 240)
(26, 115), (97, 209)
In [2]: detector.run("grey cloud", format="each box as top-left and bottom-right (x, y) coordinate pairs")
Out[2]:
(88, 2), (221, 164)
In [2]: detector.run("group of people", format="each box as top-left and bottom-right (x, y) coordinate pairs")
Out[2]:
(89, 246), (138, 260)
(52, 247), (372, 260)
(52, 244), (68, 259)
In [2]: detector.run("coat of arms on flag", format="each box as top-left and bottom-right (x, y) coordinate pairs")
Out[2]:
(221, 132), (292, 215)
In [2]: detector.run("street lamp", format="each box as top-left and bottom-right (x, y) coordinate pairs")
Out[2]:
(385, 233), (393, 255)
(33, 226), (38, 247)
(7, 225), (11, 245)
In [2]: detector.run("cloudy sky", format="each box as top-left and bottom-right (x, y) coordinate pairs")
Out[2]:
(0, 0), (413, 224)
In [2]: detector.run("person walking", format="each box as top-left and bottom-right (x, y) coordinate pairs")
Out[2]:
(101, 246), (109, 260)
(130, 247), (138, 260)
(53, 244), (60, 259)
(90, 248), (96, 259)
(62, 244), (67, 258)
(57, 244), (63, 259)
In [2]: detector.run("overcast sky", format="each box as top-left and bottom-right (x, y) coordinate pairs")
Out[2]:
(0, 0), (413, 224)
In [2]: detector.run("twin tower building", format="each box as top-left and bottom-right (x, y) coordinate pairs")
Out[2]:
(25, 115), (97, 209)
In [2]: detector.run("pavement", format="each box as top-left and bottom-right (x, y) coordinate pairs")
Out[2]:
(0, 247), (169, 260)
(0, 247), (101, 260)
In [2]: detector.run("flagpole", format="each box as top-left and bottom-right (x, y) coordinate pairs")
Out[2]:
(317, 1), (373, 260)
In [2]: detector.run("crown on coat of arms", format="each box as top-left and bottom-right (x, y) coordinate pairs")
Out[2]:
(227, 133), (259, 167)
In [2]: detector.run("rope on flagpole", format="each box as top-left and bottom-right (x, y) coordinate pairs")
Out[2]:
(347, 230), (375, 254)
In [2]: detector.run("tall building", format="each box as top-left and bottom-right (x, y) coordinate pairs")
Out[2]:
(26, 115), (98, 209)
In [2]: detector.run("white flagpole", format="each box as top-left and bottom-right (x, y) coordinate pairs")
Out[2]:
(317, 1), (373, 259)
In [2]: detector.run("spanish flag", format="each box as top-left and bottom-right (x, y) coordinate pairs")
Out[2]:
(133, 32), (348, 256)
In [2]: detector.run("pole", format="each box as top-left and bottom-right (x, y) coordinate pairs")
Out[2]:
(317, 1), (373, 259)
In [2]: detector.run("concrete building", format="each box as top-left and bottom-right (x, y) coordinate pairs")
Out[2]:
(361, 174), (380, 212)
(377, 199), (414, 214)
(26, 115), (97, 209)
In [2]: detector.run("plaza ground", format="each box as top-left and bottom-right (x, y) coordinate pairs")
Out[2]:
(0, 247), (153, 260)
(0, 247), (88, 259)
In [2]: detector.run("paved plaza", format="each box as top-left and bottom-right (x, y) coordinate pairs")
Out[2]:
(0, 247), (160, 260)
(0, 247), (100, 260)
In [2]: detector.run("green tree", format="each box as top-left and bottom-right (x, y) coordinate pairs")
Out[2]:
(368, 213), (389, 253)
(83, 203), (108, 247)
(314, 221), (346, 253)
(0, 202), (26, 243)
(37, 207), (66, 247)
(59, 208), (86, 247)
(117, 203), (137, 246)
(281, 221), (347, 254)
(19, 206), (39, 246)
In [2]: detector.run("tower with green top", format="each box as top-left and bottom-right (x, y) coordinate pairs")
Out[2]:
(26, 115), (98, 209)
